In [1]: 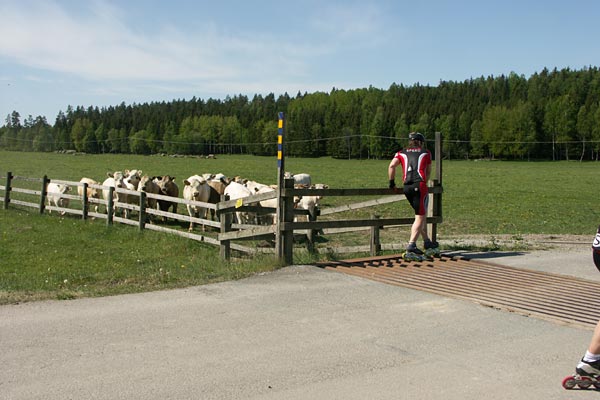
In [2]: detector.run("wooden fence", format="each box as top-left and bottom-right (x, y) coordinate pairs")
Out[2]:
(0, 174), (443, 265)
(0, 135), (443, 265)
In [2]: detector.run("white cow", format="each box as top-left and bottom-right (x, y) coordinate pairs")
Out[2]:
(183, 175), (212, 231)
(102, 171), (128, 217)
(241, 180), (277, 225)
(124, 169), (142, 191)
(284, 172), (311, 187)
(223, 181), (255, 224)
(295, 183), (329, 222)
(212, 173), (229, 183)
(254, 185), (277, 225)
(123, 169), (142, 206)
(46, 182), (72, 215)
(243, 179), (270, 193)
(78, 177), (100, 213)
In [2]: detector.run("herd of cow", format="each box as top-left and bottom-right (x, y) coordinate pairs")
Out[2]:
(45, 170), (328, 232)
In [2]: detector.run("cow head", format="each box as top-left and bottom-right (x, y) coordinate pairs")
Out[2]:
(157, 176), (176, 194)
(184, 177), (206, 200)
(108, 171), (126, 188)
(124, 169), (142, 190)
(137, 175), (153, 192)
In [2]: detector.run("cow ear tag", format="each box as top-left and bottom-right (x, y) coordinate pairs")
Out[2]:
(235, 198), (243, 208)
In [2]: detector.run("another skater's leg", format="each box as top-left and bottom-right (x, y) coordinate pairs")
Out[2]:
(588, 320), (600, 354)
(575, 320), (600, 377)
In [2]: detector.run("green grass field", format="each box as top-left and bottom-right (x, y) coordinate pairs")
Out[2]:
(1, 150), (599, 303)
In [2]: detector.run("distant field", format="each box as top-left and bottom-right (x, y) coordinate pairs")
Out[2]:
(1, 150), (599, 303)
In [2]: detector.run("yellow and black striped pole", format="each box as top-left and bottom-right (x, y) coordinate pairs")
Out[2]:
(277, 111), (285, 183)
(276, 112), (287, 262)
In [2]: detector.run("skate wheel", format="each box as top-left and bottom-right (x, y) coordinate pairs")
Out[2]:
(562, 375), (577, 389)
(578, 376), (592, 389)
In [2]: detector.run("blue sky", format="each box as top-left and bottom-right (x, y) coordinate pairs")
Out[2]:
(1, 0), (599, 124)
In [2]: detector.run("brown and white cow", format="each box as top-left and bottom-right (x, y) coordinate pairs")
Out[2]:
(137, 175), (161, 219)
(155, 175), (179, 221)
(78, 177), (100, 213)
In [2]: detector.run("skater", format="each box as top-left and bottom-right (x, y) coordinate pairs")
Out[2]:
(563, 226), (600, 389)
(387, 132), (438, 255)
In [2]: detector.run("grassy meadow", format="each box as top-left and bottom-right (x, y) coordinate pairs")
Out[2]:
(1, 150), (599, 303)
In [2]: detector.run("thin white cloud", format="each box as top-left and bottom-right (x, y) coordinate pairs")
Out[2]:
(309, 2), (388, 43)
(0, 1), (236, 81)
(0, 0), (318, 84)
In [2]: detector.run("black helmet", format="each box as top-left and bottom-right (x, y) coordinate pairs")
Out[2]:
(408, 132), (425, 143)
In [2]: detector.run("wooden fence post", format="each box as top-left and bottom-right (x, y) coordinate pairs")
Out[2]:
(282, 177), (295, 265)
(4, 171), (12, 209)
(370, 215), (381, 256)
(432, 132), (443, 242)
(220, 194), (231, 260)
(82, 182), (89, 220)
(138, 191), (146, 231)
(40, 175), (49, 214)
(305, 202), (321, 254)
(107, 187), (114, 226)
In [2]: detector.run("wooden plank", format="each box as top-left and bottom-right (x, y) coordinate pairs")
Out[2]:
(162, 210), (221, 229)
(113, 216), (138, 226)
(115, 202), (140, 211)
(219, 225), (276, 241)
(282, 186), (442, 197)
(45, 205), (83, 216)
(283, 188), (394, 197)
(218, 191), (277, 211)
(12, 187), (41, 196)
(323, 226), (370, 234)
(282, 216), (441, 230)
(144, 208), (181, 220)
(145, 224), (220, 245)
(114, 187), (139, 196)
(229, 242), (276, 255)
(320, 195), (406, 215)
(87, 211), (107, 220)
(49, 179), (78, 186)
(13, 176), (43, 182)
(50, 192), (79, 201)
(10, 199), (38, 208)
(144, 192), (218, 210)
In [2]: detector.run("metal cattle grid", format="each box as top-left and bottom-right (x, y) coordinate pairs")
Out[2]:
(316, 254), (600, 329)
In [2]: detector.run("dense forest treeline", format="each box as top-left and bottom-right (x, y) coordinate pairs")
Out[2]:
(2, 66), (600, 160)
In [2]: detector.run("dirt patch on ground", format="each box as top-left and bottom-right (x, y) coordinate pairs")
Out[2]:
(441, 233), (591, 250)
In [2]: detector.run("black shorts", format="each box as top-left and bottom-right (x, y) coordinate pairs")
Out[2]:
(403, 181), (428, 215)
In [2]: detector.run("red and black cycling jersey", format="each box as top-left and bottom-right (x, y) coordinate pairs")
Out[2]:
(393, 147), (431, 184)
